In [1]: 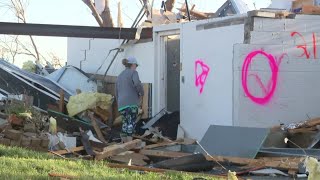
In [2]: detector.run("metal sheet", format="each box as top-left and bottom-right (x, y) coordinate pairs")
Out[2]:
(195, 125), (269, 158)
(0, 60), (71, 99)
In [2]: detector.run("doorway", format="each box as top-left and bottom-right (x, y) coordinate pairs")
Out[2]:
(163, 35), (180, 113)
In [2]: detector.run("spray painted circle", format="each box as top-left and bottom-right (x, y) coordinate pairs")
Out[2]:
(241, 50), (279, 105)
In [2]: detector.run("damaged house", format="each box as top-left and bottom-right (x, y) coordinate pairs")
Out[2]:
(2, 0), (320, 178)
(67, 4), (320, 141)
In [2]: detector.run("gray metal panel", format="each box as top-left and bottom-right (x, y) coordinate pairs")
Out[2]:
(195, 125), (269, 158)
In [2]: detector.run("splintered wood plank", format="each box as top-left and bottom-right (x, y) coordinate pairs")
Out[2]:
(106, 163), (229, 179)
(89, 113), (107, 144)
(140, 149), (302, 171)
(93, 107), (109, 123)
(59, 89), (64, 113)
(288, 126), (318, 134)
(248, 10), (276, 18)
(305, 118), (320, 127)
(139, 149), (190, 158)
(206, 156), (302, 171)
(50, 146), (84, 155)
(94, 139), (142, 160)
(141, 84), (150, 119)
(144, 142), (178, 149)
(49, 173), (77, 179)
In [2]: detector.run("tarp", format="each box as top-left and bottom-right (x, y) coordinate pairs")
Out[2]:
(67, 92), (113, 117)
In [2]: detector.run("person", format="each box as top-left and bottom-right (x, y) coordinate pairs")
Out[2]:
(116, 57), (144, 143)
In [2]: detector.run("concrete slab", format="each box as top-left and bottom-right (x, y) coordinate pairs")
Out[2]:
(195, 125), (269, 158)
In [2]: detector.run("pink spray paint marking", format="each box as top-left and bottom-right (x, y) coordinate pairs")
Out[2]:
(242, 51), (285, 105)
(195, 59), (210, 94)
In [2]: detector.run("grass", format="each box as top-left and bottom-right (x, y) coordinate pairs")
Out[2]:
(0, 145), (223, 180)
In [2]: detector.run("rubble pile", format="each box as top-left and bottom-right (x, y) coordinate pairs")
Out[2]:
(0, 99), (49, 151)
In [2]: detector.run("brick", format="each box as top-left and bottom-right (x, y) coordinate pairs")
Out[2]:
(10, 139), (21, 147)
(0, 138), (11, 146)
(23, 132), (37, 138)
(40, 138), (49, 149)
(30, 137), (41, 147)
(0, 123), (9, 132)
(35, 146), (47, 152)
(20, 137), (31, 147)
(23, 123), (36, 133)
(4, 129), (22, 140)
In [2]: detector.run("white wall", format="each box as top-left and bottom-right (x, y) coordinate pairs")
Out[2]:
(179, 18), (245, 140)
(233, 15), (320, 127)
(67, 38), (122, 75)
(67, 38), (154, 83)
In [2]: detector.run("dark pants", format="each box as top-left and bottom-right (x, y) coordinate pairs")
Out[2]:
(119, 106), (138, 137)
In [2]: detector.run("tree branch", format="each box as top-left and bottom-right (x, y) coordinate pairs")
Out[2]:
(82, 0), (104, 27)
(100, 0), (114, 27)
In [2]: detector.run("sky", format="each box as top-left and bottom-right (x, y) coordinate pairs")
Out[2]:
(0, 0), (271, 67)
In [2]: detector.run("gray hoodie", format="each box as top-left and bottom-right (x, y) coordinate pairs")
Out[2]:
(116, 68), (144, 110)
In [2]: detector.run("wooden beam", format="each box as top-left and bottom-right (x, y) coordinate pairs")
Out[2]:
(177, 8), (209, 19)
(139, 149), (190, 158)
(106, 163), (229, 179)
(288, 126), (317, 134)
(59, 89), (64, 113)
(95, 139), (142, 160)
(89, 112), (107, 143)
(48, 173), (78, 179)
(49, 146), (84, 155)
(133, 135), (158, 144)
(139, 149), (303, 171)
(144, 142), (178, 149)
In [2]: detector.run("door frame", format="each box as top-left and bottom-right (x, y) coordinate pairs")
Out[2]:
(154, 29), (180, 116)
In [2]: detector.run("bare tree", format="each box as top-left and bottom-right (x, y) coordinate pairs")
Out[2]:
(0, 35), (19, 63)
(82, 0), (114, 27)
(100, 0), (114, 27)
(0, 0), (59, 73)
(48, 52), (63, 68)
(7, 0), (41, 64)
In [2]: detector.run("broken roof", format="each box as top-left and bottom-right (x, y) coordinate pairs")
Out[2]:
(0, 59), (71, 100)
